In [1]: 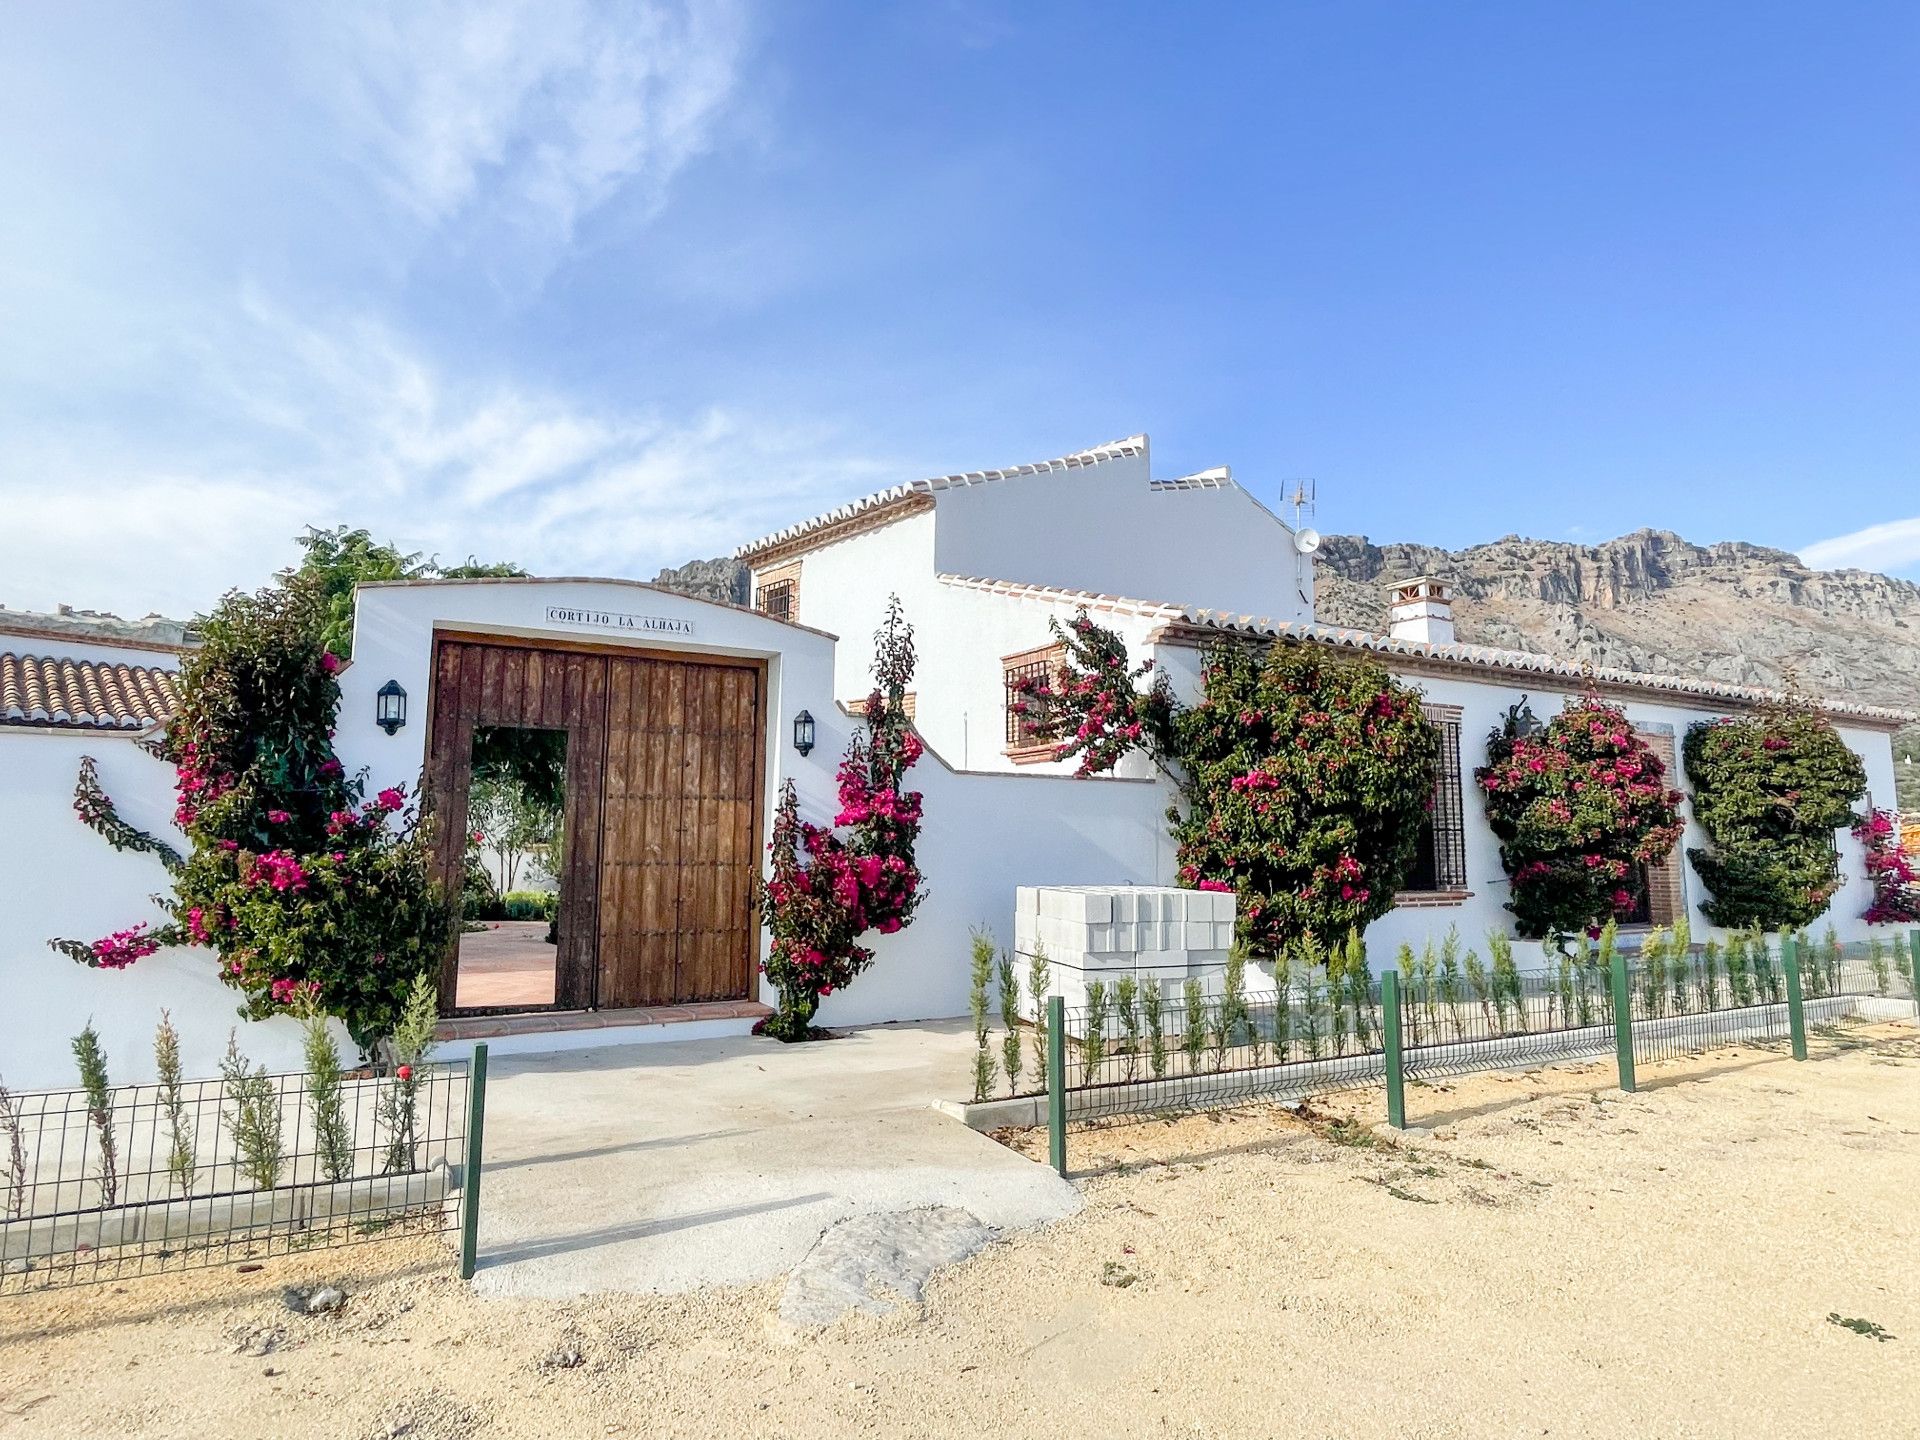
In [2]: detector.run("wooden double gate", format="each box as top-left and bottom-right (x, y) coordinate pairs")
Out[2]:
(425, 633), (766, 1013)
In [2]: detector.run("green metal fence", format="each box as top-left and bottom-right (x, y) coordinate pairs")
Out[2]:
(1042, 930), (1920, 1176)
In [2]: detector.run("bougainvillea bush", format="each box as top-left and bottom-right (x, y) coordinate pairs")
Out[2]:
(1166, 642), (1438, 952)
(1682, 702), (1866, 931)
(1476, 691), (1685, 945)
(1006, 611), (1175, 776)
(1012, 609), (1439, 955)
(1852, 808), (1918, 925)
(53, 577), (450, 1052)
(760, 598), (925, 1040)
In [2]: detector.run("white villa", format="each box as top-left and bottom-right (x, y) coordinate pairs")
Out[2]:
(1, 436), (1907, 1085)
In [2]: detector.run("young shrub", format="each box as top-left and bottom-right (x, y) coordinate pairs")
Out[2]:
(1182, 978), (1208, 1074)
(1726, 931), (1755, 1007)
(1340, 929), (1372, 1050)
(969, 930), (995, 1103)
(220, 1033), (283, 1192)
(1488, 931), (1523, 1034)
(1798, 928), (1826, 999)
(1271, 948), (1295, 1062)
(1464, 947), (1496, 1037)
(1754, 930), (1782, 1003)
(1639, 926), (1669, 1019)
(1082, 980), (1110, 1080)
(1438, 927), (1466, 1040)
(1027, 946), (1053, 1082)
(1142, 980), (1168, 1080)
(996, 950), (1024, 1096)
(299, 999), (353, 1183)
(1668, 934), (1690, 1016)
(1822, 925), (1843, 996)
(1868, 937), (1890, 996)
(378, 971), (438, 1174)
(0, 1077), (25, 1221)
(1115, 975), (1141, 1083)
(1395, 941), (1421, 1045)
(1416, 937), (1439, 1041)
(154, 1011), (197, 1198)
(1223, 947), (1252, 1054)
(1700, 938), (1722, 1011)
(72, 1025), (118, 1207)
(1299, 958), (1326, 1062)
(1596, 920), (1620, 1024)
(1672, 915), (1695, 1008)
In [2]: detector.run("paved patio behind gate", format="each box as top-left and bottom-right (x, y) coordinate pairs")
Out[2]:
(467, 1020), (1077, 1299)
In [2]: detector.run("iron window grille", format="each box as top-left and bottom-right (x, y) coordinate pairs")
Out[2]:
(1404, 708), (1468, 892)
(754, 578), (795, 623)
(1003, 647), (1065, 750)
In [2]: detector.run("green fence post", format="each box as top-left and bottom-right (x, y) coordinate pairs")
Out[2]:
(1910, 930), (1920, 1018)
(1781, 934), (1808, 1061)
(1046, 994), (1067, 1177)
(459, 1042), (489, 1282)
(1608, 952), (1636, 1094)
(1381, 968), (1406, 1129)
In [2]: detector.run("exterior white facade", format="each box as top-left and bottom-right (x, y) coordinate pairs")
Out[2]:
(2, 434), (1910, 1087)
(742, 435), (1910, 970)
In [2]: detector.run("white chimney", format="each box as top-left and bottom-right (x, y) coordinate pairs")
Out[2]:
(1385, 576), (1455, 645)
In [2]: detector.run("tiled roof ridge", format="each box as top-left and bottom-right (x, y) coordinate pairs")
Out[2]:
(1, 650), (181, 731)
(735, 435), (1150, 559)
(935, 572), (1186, 620)
(1162, 609), (1916, 726)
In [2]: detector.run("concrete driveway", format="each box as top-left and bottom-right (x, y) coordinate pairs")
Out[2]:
(467, 1020), (1077, 1299)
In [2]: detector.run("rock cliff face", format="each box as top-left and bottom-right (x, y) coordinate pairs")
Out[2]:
(1314, 528), (1920, 805)
(652, 556), (749, 607)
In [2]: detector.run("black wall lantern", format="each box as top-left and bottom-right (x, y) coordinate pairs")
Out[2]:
(376, 680), (408, 736)
(793, 709), (815, 757)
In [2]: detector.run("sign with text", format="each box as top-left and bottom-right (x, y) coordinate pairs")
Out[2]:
(544, 605), (695, 638)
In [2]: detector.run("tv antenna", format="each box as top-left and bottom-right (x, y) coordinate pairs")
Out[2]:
(1283, 477), (1317, 529)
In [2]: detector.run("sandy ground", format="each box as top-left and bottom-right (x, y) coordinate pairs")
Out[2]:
(3, 1020), (1915, 1440)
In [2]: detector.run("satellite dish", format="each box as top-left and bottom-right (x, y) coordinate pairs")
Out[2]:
(1294, 527), (1321, 555)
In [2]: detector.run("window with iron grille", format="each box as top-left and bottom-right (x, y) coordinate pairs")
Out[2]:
(754, 578), (794, 622)
(1403, 708), (1468, 892)
(1003, 645), (1065, 753)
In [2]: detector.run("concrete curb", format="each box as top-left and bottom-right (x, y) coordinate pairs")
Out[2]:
(1, 1163), (454, 1264)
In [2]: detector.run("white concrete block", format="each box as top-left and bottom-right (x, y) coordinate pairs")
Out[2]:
(1183, 921), (1212, 949)
(1083, 891), (1113, 924)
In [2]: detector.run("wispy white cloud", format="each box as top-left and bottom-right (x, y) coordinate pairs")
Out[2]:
(1799, 516), (1920, 574)
(0, 301), (895, 618)
(311, 0), (750, 251)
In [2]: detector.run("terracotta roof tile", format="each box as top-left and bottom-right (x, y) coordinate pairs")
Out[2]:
(0, 652), (180, 731)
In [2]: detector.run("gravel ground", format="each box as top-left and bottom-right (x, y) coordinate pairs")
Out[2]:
(3, 1020), (1915, 1439)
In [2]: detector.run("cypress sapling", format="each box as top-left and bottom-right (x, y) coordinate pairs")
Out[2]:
(1115, 975), (1140, 1082)
(154, 1010), (197, 1197)
(1027, 945), (1053, 1083)
(1143, 980), (1167, 1080)
(1082, 980), (1110, 1079)
(0, 1076), (25, 1220)
(72, 1024), (118, 1207)
(300, 998), (353, 1183)
(969, 929), (995, 1102)
(1182, 978), (1207, 1073)
(997, 950), (1024, 1095)
(221, 1033), (283, 1192)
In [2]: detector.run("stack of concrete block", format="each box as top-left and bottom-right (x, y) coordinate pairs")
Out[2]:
(1011, 885), (1238, 1019)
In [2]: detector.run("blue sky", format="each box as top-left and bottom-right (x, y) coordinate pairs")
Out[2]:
(2, 2), (1915, 617)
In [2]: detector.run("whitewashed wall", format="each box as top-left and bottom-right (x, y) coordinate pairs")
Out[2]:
(930, 449), (1313, 623)
(0, 730), (314, 1091)
(814, 740), (1171, 1027)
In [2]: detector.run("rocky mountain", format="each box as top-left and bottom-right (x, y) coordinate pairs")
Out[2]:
(655, 530), (1920, 805)
(653, 556), (749, 607)
(1314, 528), (1920, 806)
